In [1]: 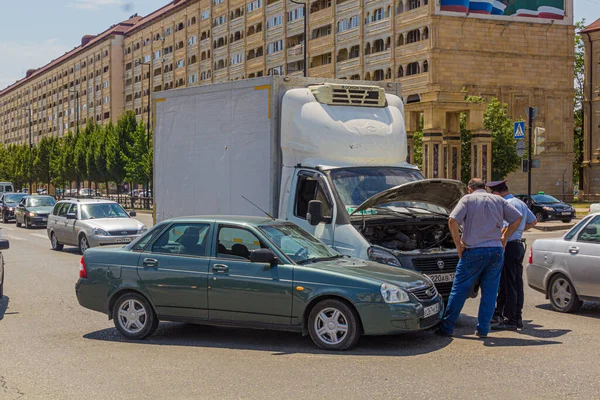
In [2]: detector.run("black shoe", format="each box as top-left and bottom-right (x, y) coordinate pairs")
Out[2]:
(475, 331), (488, 339)
(517, 320), (524, 329)
(491, 315), (505, 325)
(491, 322), (518, 331)
(434, 329), (453, 337)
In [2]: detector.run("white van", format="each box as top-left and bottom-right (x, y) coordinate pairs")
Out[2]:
(0, 183), (14, 194)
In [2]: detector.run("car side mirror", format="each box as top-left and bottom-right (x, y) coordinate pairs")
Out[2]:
(249, 249), (278, 265)
(66, 213), (77, 220)
(0, 239), (9, 250)
(129, 210), (137, 217)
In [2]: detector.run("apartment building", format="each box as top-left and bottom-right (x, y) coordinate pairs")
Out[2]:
(582, 18), (600, 198)
(0, 16), (140, 146)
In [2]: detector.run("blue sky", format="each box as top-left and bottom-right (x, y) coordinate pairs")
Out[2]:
(0, 0), (598, 90)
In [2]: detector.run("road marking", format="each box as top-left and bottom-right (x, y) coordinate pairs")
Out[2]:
(1, 226), (14, 231)
(3, 234), (24, 241)
(31, 233), (48, 239)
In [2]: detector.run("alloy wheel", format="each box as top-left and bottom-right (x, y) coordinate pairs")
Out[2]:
(79, 236), (89, 254)
(117, 299), (147, 334)
(551, 278), (572, 308)
(313, 307), (349, 346)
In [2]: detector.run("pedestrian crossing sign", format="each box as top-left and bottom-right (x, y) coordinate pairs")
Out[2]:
(514, 121), (525, 139)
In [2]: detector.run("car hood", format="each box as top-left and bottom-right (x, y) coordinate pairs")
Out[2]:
(28, 206), (54, 214)
(308, 258), (429, 289)
(83, 218), (144, 230)
(350, 179), (467, 216)
(4, 202), (18, 207)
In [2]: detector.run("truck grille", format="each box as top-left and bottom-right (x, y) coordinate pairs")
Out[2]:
(309, 83), (386, 107)
(108, 229), (138, 236)
(413, 257), (459, 273)
(409, 285), (438, 301)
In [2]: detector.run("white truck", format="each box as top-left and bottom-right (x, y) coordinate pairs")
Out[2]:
(153, 76), (466, 297)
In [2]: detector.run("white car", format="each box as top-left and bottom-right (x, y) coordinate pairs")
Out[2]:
(527, 213), (600, 313)
(590, 203), (600, 214)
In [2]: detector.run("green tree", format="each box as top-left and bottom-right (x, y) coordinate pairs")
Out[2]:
(573, 19), (586, 187)
(33, 136), (55, 188)
(86, 120), (103, 191)
(107, 112), (137, 193)
(74, 124), (93, 191)
(124, 122), (151, 185)
(484, 98), (521, 180)
(94, 122), (112, 194)
(62, 133), (78, 193)
(412, 115), (424, 168)
(460, 113), (472, 184)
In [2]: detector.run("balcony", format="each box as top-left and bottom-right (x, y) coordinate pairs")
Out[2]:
(310, 7), (333, 26)
(287, 18), (304, 37)
(247, 56), (265, 71)
(229, 63), (244, 76)
(214, 68), (228, 82)
(396, 6), (428, 26)
(266, 50), (284, 64)
(336, 0), (359, 15)
(395, 41), (430, 59)
(336, 27), (359, 44)
(229, 16), (244, 31)
(246, 9), (264, 25)
(399, 72), (428, 91)
(336, 57), (360, 73)
(200, 59), (212, 70)
(266, 0), (283, 15)
(266, 25), (284, 41)
(365, 49), (391, 66)
(309, 35), (333, 54)
(309, 63), (333, 77)
(200, 38), (210, 49)
(364, 18), (390, 36)
(214, 46), (227, 59)
(246, 32), (264, 48)
(287, 44), (304, 61)
(213, 23), (227, 36)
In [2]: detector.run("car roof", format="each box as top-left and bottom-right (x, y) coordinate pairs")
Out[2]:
(59, 198), (117, 204)
(166, 215), (289, 226)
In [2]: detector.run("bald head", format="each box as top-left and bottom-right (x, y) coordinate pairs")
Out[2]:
(467, 178), (486, 192)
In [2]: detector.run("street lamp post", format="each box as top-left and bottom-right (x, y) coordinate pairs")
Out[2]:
(290, 0), (308, 77)
(24, 108), (33, 194)
(138, 61), (152, 209)
(68, 88), (81, 196)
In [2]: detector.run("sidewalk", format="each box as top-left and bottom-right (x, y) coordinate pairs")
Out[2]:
(534, 220), (576, 232)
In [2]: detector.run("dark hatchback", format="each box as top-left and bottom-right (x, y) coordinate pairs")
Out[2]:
(0, 193), (29, 223)
(76, 216), (444, 350)
(515, 194), (575, 223)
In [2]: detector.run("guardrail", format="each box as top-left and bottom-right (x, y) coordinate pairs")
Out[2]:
(55, 194), (153, 210)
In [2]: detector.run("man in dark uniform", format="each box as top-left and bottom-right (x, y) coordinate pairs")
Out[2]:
(487, 180), (537, 330)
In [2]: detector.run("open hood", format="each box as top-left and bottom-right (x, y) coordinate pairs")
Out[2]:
(350, 179), (467, 216)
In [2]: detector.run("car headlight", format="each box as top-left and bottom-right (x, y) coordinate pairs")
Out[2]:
(28, 212), (36, 217)
(138, 225), (148, 234)
(542, 206), (554, 211)
(93, 227), (109, 236)
(380, 283), (409, 303)
(368, 246), (401, 267)
(8, 208), (13, 212)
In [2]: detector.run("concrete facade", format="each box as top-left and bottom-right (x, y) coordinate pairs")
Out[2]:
(582, 18), (600, 200)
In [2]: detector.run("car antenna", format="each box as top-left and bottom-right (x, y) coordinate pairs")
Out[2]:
(242, 196), (276, 220)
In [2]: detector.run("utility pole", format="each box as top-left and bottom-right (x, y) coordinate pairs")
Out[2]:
(527, 106), (534, 207)
(290, 0), (308, 77)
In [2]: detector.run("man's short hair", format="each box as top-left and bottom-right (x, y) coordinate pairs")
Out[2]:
(467, 178), (486, 191)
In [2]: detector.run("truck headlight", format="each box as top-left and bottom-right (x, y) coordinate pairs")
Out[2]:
(93, 227), (109, 236)
(368, 246), (401, 267)
(380, 283), (409, 303)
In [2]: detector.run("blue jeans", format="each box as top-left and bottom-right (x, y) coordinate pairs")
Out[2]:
(441, 247), (504, 336)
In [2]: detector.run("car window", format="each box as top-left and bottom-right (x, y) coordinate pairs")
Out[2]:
(564, 217), (592, 241)
(69, 204), (78, 216)
(577, 216), (600, 244)
(52, 203), (62, 216)
(294, 174), (333, 220)
(217, 226), (265, 260)
(132, 222), (168, 251)
(58, 203), (70, 217)
(19, 198), (26, 206)
(28, 197), (56, 207)
(151, 223), (210, 257)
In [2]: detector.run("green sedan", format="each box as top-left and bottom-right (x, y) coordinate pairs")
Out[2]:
(76, 216), (444, 350)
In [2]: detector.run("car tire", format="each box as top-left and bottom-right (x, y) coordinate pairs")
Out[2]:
(78, 234), (89, 254)
(548, 274), (582, 313)
(50, 232), (64, 251)
(308, 299), (361, 351)
(535, 212), (546, 222)
(25, 217), (31, 229)
(112, 292), (158, 340)
(0, 269), (4, 299)
(2, 213), (7, 224)
(561, 219), (572, 223)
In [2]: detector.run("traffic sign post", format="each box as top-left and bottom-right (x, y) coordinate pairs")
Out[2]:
(514, 122), (525, 139)
(516, 140), (526, 158)
(527, 107), (535, 207)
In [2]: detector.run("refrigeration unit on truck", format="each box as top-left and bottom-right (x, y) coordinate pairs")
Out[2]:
(153, 76), (467, 297)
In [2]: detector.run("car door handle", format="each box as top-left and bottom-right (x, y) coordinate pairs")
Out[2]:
(212, 264), (229, 274)
(568, 246), (579, 254)
(143, 258), (159, 268)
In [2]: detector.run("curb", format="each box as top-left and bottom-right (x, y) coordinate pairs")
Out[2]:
(533, 223), (575, 232)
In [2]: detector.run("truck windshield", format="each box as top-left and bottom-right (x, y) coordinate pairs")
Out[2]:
(259, 223), (340, 264)
(328, 167), (424, 208)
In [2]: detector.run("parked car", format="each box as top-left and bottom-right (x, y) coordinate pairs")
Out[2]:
(0, 193), (29, 223)
(15, 195), (57, 228)
(515, 193), (575, 223)
(79, 188), (102, 197)
(0, 237), (9, 298)
(0, 182), (14, 195)
(589, 203), (600, 214)
(47, 199), (146, 254)
(76, 216), (444, 350)
(527, 213), (600, 313)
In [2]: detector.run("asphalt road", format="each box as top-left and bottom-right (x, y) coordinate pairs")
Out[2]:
(0, 218), (599, 399)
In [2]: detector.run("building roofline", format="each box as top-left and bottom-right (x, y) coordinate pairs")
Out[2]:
(0, 16), (142, 98)
(581, 17), (600, 34)
(125, 0), (193, 36)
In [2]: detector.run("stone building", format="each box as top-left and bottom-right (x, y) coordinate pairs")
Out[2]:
(582, 18), (600, 200)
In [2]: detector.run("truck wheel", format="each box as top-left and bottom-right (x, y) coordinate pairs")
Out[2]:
(308, 299), (361, 351)
(548, 274), (582, 313)
(113, 292), (158, 340)
(51, 232), (64, 251)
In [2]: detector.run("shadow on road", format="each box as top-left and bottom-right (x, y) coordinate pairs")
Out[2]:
(84, 323), (453, 356)
(0, 296), (9, 321)
(536, 302), (600, 320)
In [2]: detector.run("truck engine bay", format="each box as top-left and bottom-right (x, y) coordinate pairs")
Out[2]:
(357, 221), (455, 252)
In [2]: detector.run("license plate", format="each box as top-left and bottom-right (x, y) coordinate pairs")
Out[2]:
(115, 238), (132, 243)
(562, 212), (571, 216)
(424, 303), (440, 318)
(428, 273), (456, 283)
(42, 218), (47, 222)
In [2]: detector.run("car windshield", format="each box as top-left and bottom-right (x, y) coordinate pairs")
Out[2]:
(259, 223), (340, 264)
(28, 197), (56, 207)
(81, 203), (130, 220)
(5, 194), (28, 203)
(328, 167), (443, 214)
(532, 194), (561, 204)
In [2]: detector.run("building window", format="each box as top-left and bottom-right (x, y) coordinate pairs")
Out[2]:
(407, 29), (421, 43)
(407, 62), (420, 75)
(214, 15), (226, 26)
(214, 0), (225, 4)
(408, 0), (421, 10)
(311, 24), (332, 39)
(143, 55), (151, 63)
(104, 96), (110, 104)
(176, 59), (185, 69)
(288, 7), (304, 21)
(349, 45), (359, 58)
(103, 81), (109, 88)
(349, 15), (359, 29)
(230, 53), (244, 65)
(154, 50), (162, 59)
(268, 66), (284, 76)
(247, 0), (263, 12)
(337, 19), (348, 32)
(267, 15), (283, 29)
(165, 27), (172, 36)
(188, 73), (199, 84)
(267, 40), (284, 54)
(423, 60), (428, 72)
(372, 7), (384, 22)
(201, 10), (210, 20)
(188, 36), (197, 46)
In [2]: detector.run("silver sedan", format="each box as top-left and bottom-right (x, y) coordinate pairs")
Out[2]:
(527, 213), (600, 313)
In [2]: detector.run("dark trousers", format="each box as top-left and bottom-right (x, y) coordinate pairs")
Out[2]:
(494, 241), (526, 324)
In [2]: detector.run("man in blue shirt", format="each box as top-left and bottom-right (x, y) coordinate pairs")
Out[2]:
(487, 180), (537, 330)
